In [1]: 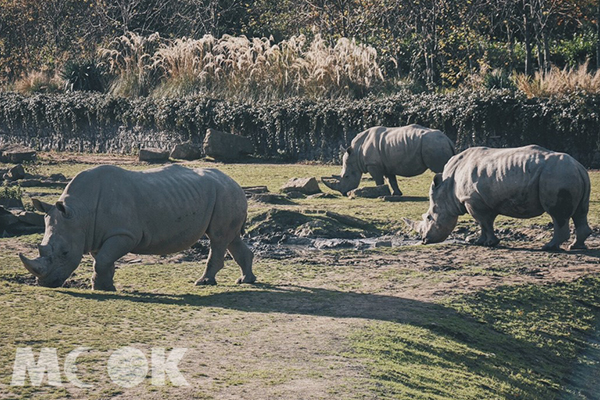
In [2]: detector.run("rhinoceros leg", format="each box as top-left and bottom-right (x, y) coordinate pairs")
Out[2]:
(196, 244), (226, 286)
(228, 236), (256, 284)
(91, 235), (136, 291)
(367, 166), (385, 186)
(467, 204), (500, 247)
(569, 212), (592, 250)
(386, 174), (403, 196)
(542, 216), (571, 251)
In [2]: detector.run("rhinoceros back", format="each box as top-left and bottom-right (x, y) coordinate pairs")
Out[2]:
(62, 164), (246, 255)
(444, 145), (590, 219)
(357, 125), (454, 177)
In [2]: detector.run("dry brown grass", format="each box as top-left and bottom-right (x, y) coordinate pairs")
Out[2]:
(514, 61), (600, 98)
(98, 32), (162, 97)
(13, 70), (64, 94)
(99, 32), (384, 99)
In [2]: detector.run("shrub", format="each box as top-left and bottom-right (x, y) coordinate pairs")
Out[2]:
(0, 90), (598, 166)
(61, 59), (105, 92)
(99, 32), (384, 100)
(98, 32), (162, 97)
(482, 69), (515, 91)
(13, 70), (64, 94)
(514, 62), (600, 98)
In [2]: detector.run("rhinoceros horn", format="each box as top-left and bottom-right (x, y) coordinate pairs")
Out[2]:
(402, 218), (422, 234)
(19, 253), (48, 277)
(321, 176), (340, 191)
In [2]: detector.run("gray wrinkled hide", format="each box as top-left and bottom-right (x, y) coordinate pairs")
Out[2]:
(323, 125), (455, 196)
(20, 164), (254, 290)
(409, 145), (592, 250)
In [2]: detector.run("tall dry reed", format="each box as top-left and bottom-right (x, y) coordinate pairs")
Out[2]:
(99, 32), (384, 99)
(99, 32), (162, 97)
(514, 61), (600, 98)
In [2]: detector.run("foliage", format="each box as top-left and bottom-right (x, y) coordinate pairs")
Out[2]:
(0, 0), (599, 92)
(0, 184), (22, 201)
(482, 69), (516, 91)
(0, 90), (599, 165)
(514, 62), (600, 98)
(99, 32), (163, 97)
(60, 59), (105, 92)
(13, 71), (64, 94)
(100, 32), (383, 100)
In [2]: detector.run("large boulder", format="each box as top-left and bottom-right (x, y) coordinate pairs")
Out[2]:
(139, 148), (169, 163)
(203, 129), (254, 161)
(347, 185), (391, 199)
(170, 142), (202, 160)
(3, 164), (26, 181)
(280, 177), (321, 195)
(0, 145), (36, 163)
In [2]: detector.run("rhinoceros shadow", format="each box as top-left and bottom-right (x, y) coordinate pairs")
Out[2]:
(62, 284), (445, 322)
(61, 283), (578, 397)
(389, 195), (428, 202)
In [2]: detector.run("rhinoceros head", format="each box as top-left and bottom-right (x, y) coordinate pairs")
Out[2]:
(19, 199), (84, 288)
(403, 173), (458, 244)
(321, 147), (362, 196)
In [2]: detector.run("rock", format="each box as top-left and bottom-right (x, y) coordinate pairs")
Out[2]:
(243, 186), (269, 196)
(139, 148), (169, 163)
(48, 173), (67, 182)
(0, 197), (23, 209)
(16, 211), (45, 226)
(0, 206), (19, 231)
(285, 191), (306, 199)
(3, 164), (25, 181)
(348, 185), (391, 199)
(280, 177), (321, 195)
(203, 129), (254, 161)
(170, 142), (202, 160)
(0, 145), (36, 163)
(250, 193), (295, 205)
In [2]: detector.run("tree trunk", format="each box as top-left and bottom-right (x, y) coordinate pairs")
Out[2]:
(597, 0), (600, 69)
(523, 6), (533, 75)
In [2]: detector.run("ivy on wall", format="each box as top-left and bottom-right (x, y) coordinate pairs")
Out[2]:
(0, 91), (598, 166)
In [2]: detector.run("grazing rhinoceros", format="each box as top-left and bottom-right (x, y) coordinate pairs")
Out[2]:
(404, 145), (592, 250)
(322, 125), (455, 196)
(19, 164), (255, 290)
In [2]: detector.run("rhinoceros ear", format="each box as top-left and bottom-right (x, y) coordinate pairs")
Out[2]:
(432, 173), (443, 188)
(32, 198), (54, 214)
(55, 201), (74, 218)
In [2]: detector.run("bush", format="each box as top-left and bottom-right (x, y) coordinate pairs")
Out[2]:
(0, 90), (598, 166)
(61, 59), (105, 92)
(482, 69), (515, 91)
(99, 32), (384, 100)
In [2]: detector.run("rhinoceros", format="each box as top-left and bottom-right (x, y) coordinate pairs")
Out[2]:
(19, 164), (255, 290)
(322, 125), (455, 196)
(404, 145), (592, 250)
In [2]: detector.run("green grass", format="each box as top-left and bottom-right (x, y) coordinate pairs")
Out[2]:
(351, 278), (600, 400)
(1, 155), (600, 399)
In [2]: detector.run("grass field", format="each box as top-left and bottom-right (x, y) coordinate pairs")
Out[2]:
(1, 153), (599, 399)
